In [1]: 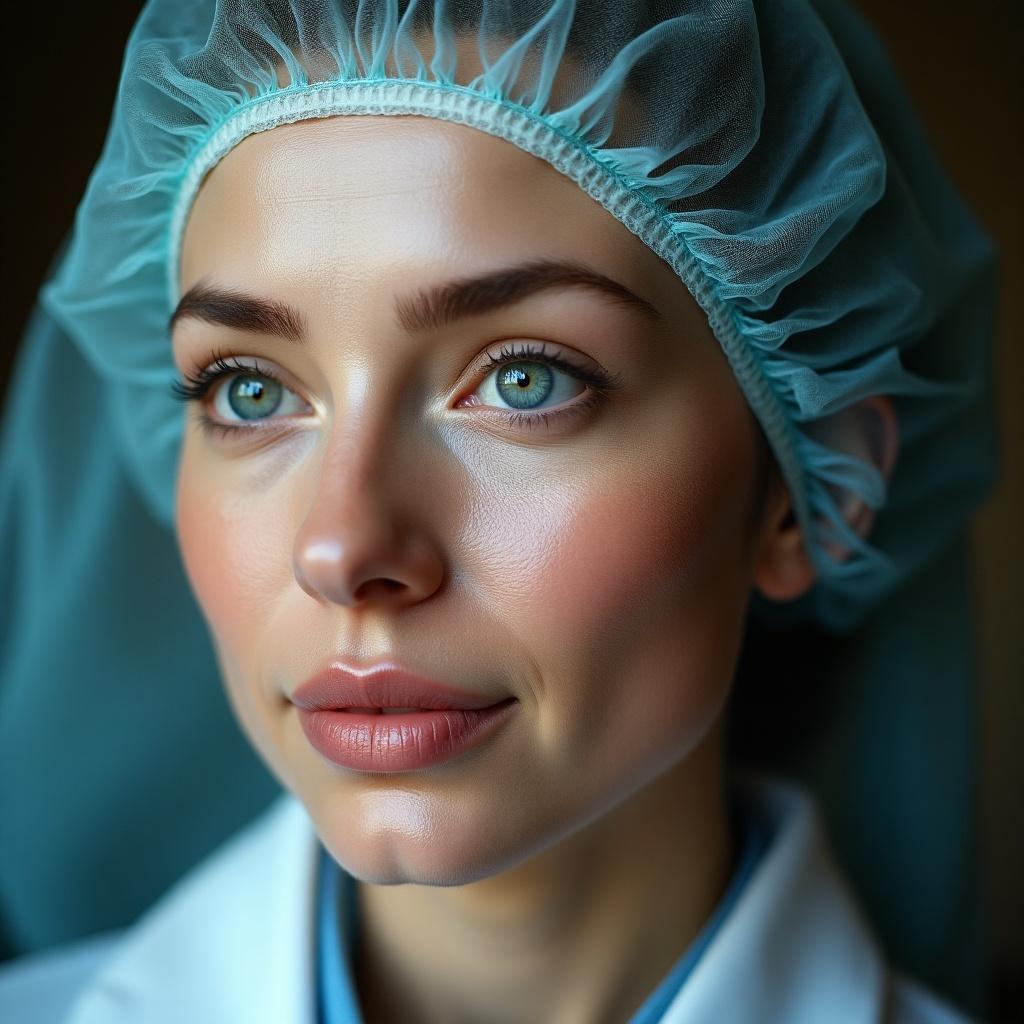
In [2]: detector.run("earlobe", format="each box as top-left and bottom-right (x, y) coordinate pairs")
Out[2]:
(753, 395), (900, 603)
(752, 486), (817, 602)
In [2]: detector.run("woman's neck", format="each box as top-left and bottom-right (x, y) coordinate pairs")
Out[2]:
(350, 724), (735, 1024)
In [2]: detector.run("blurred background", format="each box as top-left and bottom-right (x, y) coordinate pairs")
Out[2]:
(2, 1), (1020, 1019)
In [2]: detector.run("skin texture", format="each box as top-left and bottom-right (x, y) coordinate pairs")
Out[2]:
(171, 116), (892, 1024)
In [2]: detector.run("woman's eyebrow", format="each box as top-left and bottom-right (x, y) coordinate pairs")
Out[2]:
(169, 282), (306, 341)
(168, 259), (664, 340)
(394, 258), (665, 332)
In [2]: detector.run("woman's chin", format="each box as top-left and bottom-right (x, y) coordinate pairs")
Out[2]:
(306, 789), (512, 886)
(316, 831), (521, 888)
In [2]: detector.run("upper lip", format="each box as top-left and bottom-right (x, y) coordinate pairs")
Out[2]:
(290, 661), (506, 711)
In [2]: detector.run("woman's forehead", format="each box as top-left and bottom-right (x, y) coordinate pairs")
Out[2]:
(178, 115), (678, 308)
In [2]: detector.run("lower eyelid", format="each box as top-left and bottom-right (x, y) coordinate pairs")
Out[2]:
(193, 408), (316, 446)
(485, 390), (605, 432)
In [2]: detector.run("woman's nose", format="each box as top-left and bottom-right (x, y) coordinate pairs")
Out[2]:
(292, 444), (445, 610)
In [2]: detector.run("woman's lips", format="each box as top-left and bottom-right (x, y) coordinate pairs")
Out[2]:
(290, 661), (517, 771)
(296, 699), (518, 772)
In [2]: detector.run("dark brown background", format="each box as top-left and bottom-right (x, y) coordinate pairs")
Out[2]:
(2, 2), (1021, 1019)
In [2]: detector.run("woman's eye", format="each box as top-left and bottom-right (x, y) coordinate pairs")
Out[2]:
(475, 358), (586, 412)
(210, 371), (308, 423)
(170, 355), (313, 438)
(460, 343), (622, 430)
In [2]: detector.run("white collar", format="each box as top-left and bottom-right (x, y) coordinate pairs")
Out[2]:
(67, 794), (320, 1024)
(66, 775), (885, 1024)
(661, 774), (885, 1023)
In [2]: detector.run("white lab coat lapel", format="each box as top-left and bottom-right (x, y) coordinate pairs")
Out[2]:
(660, 777), (886, 1024)
(65, 778), (887, 1024)
(66, 793), (321, 1024)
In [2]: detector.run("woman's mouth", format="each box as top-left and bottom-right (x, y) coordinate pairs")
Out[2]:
(296, 699), (518, 772)
(291, 660), (517, 771)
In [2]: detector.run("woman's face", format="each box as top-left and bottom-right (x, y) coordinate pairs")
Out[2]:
(173, 116), (773, 885)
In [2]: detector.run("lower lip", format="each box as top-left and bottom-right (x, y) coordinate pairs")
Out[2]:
(296, 699), (517, 773)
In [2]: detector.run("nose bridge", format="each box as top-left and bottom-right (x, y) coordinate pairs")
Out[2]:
(320, 363), (395, 502)
(313, 405), (409, 537)
(292, 376), (445, 608)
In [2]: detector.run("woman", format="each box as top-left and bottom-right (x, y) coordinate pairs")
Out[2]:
(0, 1), (997, 1020)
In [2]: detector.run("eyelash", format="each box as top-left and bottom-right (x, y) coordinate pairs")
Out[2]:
(169, 342), (624, 439)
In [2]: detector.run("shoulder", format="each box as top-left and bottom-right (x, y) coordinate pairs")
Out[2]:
(0, 931), (123, 1024)
(886, 974), (978, 1024)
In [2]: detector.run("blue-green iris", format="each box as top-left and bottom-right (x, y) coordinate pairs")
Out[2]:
(227, 374), (282, 420)
(496, 361), (554, 409)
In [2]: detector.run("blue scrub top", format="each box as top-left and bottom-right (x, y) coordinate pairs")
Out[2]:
(316, 801), (769, 1024)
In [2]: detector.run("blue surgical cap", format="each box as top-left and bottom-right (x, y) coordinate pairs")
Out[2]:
(41, 0), (998, 630)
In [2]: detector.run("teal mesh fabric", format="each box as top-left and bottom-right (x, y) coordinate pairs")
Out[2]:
(41, 0), (998, 631)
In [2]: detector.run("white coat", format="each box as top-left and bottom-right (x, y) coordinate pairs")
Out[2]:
(0, 776), (975, 1023)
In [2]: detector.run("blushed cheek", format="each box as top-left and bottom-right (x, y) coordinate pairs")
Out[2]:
(503, 440), (751, 667)
(542, 477), (699, 636)
(175, 451), (296, 665)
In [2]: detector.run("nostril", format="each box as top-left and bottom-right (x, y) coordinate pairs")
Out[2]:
(352, 577), (406, 602)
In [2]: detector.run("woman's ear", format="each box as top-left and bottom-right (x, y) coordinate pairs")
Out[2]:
(753, 395), (900, 603)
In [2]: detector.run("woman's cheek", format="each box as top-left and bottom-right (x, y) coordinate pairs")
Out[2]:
(175, 442), (298, 656)
(493, 417), (754, 660)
